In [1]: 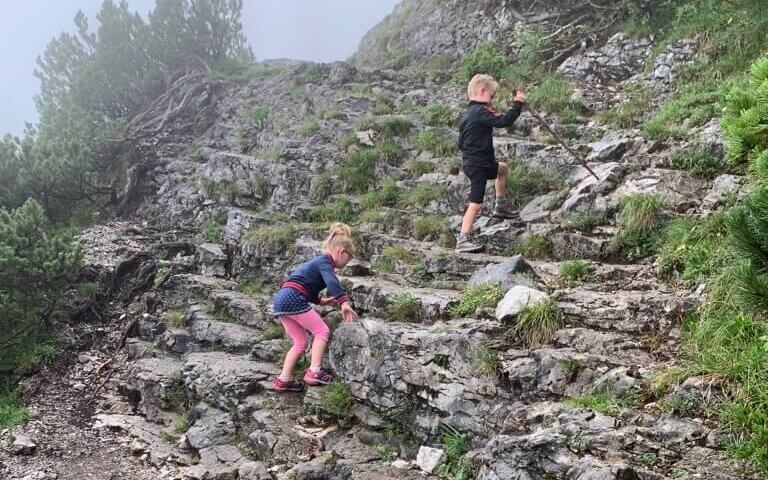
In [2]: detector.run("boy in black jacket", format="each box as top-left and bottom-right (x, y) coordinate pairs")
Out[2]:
(456, 74), (526, 253)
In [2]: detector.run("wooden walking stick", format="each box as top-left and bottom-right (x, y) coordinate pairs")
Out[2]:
(499, 79), (600, 181)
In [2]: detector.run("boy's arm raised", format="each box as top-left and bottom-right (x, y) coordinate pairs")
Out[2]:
(478, 101), (524, 128)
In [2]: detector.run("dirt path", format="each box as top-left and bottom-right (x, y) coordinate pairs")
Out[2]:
(0, 342), (175, 480)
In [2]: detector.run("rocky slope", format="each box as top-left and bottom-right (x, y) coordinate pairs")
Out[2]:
(0, 2), (756, 480)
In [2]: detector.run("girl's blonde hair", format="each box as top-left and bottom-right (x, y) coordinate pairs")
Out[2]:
(323, 222), (354, 254)
(467, 74), (499, 99)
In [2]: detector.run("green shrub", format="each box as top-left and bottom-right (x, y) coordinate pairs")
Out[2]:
(373, 94), (394, 115)
(375, 138), (405, 164)
(299, 117), (320, 137)
(386, 293), (423, 322)
(0, 388), (29, 429)
(726, 188), (768, 314)
(462, 42), (508, 82)
(374, 245), (416, 273)
(412, 215), (445, 241)
(449, 282), (504, 318)
(561, 210), (609, 232)
(380, 116), (414, 137)
(202, 216), (223, 243)
(514, 298), (564, 346)
(173, 411), (190, 433)
(436, 424), (473, 480)
(338, 149), (378, 194)
(374, 443), (398, 461)
(238, 279), (267, 296)
(310, 197), (359, 224)
(426, 56), (453, 84)
(474, 344), (499, 378)
(321, 107), (345, 120)
(559, 260), (595, 286)
(412, 130), (457, 157)
(319, 380), (354, 424)
(657, 214), (728, 283)
(511, 235), (551, 259)
(165, 310), (186, 328)
(422, 104), (457, 127)
(565, 385), (622, 416)
(611, 193), (665, 260)
(255, 147), (282, 161)
(398, 184), (444, 209)
(338, 133), (360, 150)
(361, 179), (401, 209)
(246, 224), (298, 250)
(247, 105), (268, 128)
(405, 160), (436, 177)
(261, 322), (284, 341)
(311, 172), (336, 202)
(527, 76), (583, 120)
(671, 145), (726, 178)
(506, 160), (565, 208)
(723, 57), (768, 165)
(595, 82), (653, 129)
(643, 80), (725, 141)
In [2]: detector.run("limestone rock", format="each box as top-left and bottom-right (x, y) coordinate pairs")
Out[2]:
(468, 256), (534, 290)
(197, 243), (227, 277)
(328, 61), (357, 85)
(12, 434), (37, 455)
(495, 286), (549, 322)
(415, 446), (445, 473)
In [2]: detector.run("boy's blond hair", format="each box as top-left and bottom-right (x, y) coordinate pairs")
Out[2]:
(467, 74), (499, 99)
(323, 222), (354, 254)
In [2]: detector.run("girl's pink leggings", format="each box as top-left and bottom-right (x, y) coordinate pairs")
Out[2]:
(279, 310), (331, 353)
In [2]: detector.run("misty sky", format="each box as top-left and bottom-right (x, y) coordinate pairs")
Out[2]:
(0, 0), (399, 135)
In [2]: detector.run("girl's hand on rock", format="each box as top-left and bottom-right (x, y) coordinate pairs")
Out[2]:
(319, 297), (335, 306)
(341, 303), (358, 322)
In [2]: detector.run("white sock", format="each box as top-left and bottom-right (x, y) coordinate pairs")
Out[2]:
(278, 374), (292, 381)
(310, 366), (321, 373)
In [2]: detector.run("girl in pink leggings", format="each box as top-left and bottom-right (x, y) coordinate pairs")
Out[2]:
(270, 223), (358, 392)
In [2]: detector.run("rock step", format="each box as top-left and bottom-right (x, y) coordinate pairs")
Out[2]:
(186, 304), (265, 353)
(556, 287), (688, 334)
(327, 318), (645, 440)
(210, 288), (272, 329)
(161, 273), (237, 306)
(184, 351), (278, 410)
(342, 275), (460, 322)
(531, 260), (661, 291)
(480, 398), (741, 480)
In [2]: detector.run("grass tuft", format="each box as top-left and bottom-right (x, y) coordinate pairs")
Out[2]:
(449, 282), (504, 318)
(514, 299), (564, 347)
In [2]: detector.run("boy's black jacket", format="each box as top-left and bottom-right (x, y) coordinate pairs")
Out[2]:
(458, 100), (524, 167)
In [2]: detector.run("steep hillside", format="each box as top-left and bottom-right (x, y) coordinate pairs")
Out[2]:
(3, 1), (768, 479)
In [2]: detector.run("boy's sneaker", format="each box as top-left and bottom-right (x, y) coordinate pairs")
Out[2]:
(492, 196), (517, 219)
(270, 377), (305, 393)
(455, 233), (483, 253)
(304, 368), (334, 386)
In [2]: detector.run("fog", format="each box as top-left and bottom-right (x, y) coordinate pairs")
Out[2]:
(0, 0), (400, 135)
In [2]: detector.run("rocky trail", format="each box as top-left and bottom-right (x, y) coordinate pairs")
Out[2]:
(0, 4), (758, 479)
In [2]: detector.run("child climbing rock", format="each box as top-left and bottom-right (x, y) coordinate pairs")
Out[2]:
(456, 74), (526, 253)
(270, 222), (358, 392)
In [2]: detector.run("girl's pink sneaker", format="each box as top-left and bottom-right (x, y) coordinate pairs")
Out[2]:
(304, 368), (333, 386)
(270, 377), (304, 393)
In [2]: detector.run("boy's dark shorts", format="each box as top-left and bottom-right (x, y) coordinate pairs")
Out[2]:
(463, 162), (498, 204)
